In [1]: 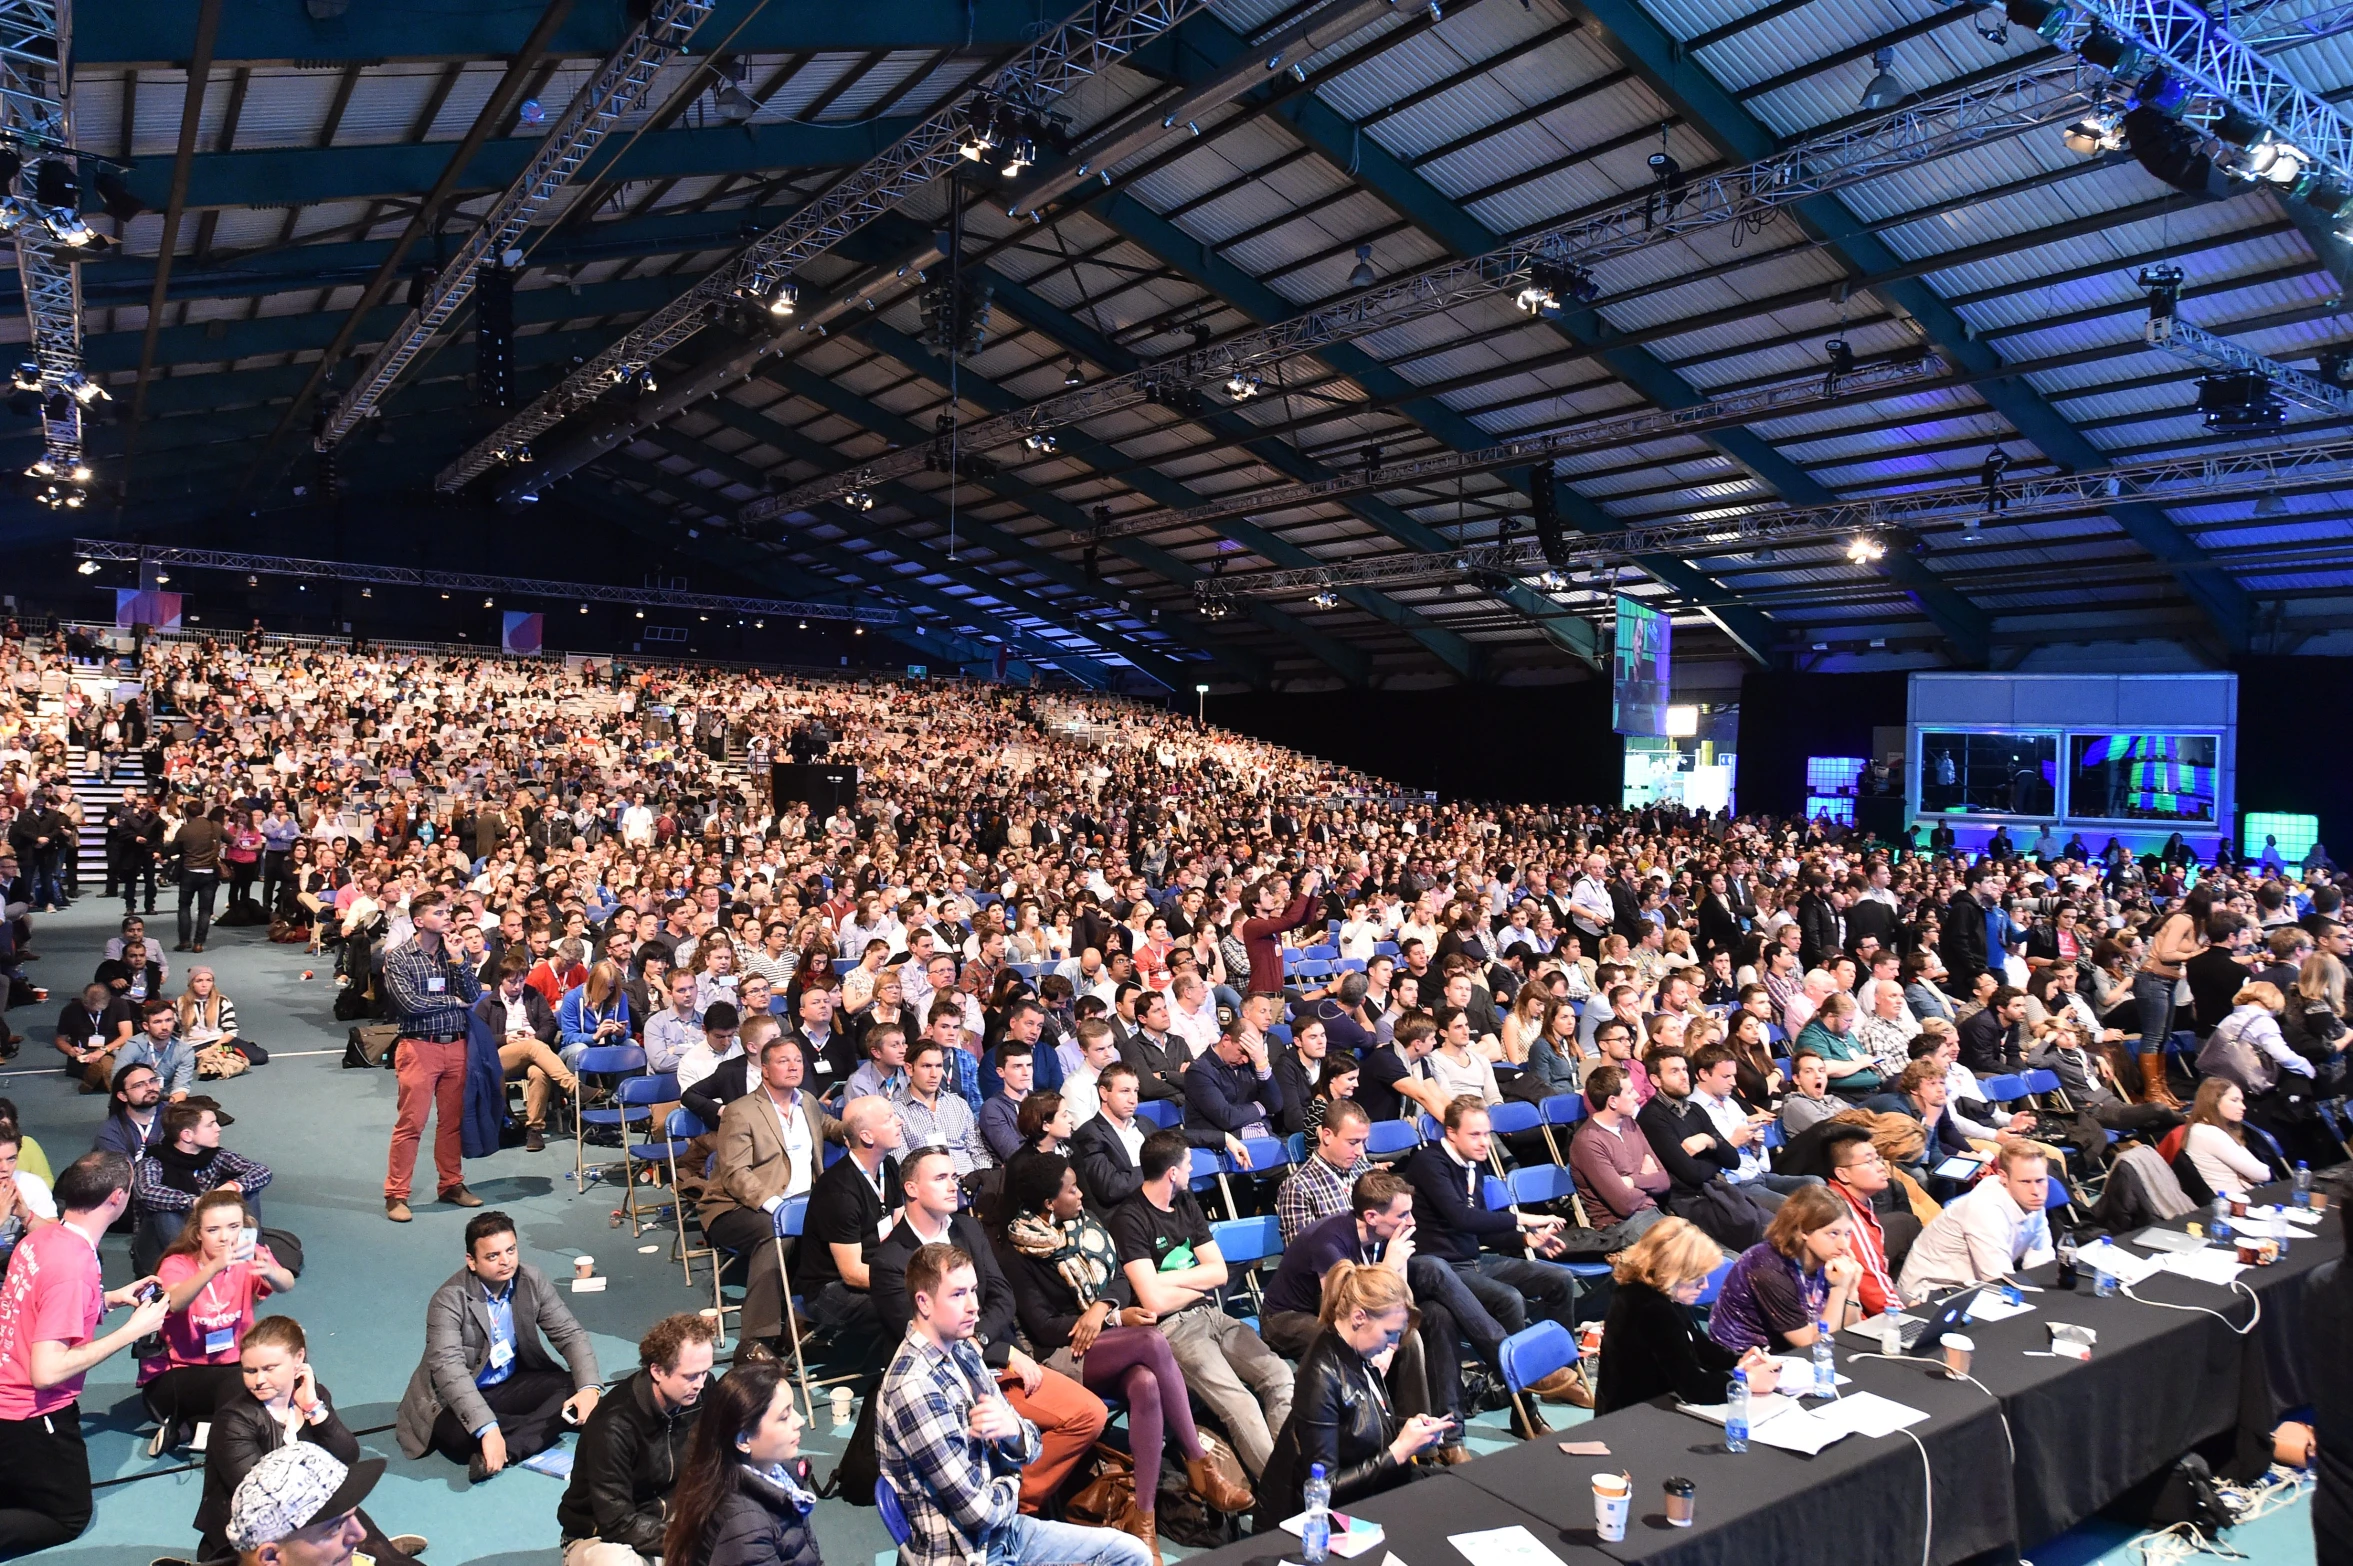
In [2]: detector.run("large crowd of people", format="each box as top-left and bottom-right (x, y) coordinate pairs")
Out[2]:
(0, 624), (2347, 1566)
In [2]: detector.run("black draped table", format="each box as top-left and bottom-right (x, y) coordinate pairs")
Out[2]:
(1183, 1185), (2333, 1566)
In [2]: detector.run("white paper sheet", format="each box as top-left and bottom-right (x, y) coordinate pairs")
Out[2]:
(1449, 1525), (1569, 1566)
(1965, 1295), (2036, 1324)
(2156, 1246), (2249, 1287)
(1748, 1409), (1849, 1455)
(1771, 1356), (1853, 1389)
(1281, 1513), (1387, 1558)
(1808, 1390), (1932, 1440)
(1679, 1391), (1802, 1428)
(2078, 1240), (2166, 1287)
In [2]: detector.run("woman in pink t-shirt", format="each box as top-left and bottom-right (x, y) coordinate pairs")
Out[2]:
(142, 1189), (296, 1449)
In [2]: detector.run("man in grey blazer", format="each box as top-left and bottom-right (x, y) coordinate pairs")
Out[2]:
(395, 1210), (603, 1482)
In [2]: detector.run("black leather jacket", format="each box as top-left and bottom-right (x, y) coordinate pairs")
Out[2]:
(1254, 1326), (1412, 1532)
(196, 1385), (362, 1560)
(557, 1369), (702, 1552)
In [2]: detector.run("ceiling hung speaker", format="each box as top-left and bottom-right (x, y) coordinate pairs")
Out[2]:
(2124, 106), (2212, 194)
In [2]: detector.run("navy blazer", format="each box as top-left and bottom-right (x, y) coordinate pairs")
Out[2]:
(1401, 1142), (1519, 1265)
(1181, 1050), (1282, 1148)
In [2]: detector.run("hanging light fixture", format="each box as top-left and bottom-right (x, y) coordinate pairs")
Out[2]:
(1858, 48), (1906, 110)
(1347, 244), (1376, 288)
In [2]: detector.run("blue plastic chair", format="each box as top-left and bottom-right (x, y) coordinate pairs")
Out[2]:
(876, 1474), (913, 1546)
(1695, 1256), (1735, 1306)
(2019, 1068), (2062, 1098)
(1498, 1320), (1577, 1429)
(636, 1103), (706, 1276)
(1417, 1112), (1444, 1144)
(1486, 1100), (1541, 1138)
(1980, 1074), (2029, 1103)
(1337, 957), (1368, 974)
(1374, 941), (1400, 958)
(1763, 1119), (1787, 1151)
(1210, 1213), (1283, 1315)
(1266, 1023), (1293, 1047)
(1135, 1100), (1181, 1132)
(1367, 1119), (1421, 1158)
(1497, 1166), (1613, 1282)
(1306, 944), (1340, 962)
(573, 1043), (649, 1196)
(1539, 1092), (1586, 1163)
(1286, 1131), (1309, 1166)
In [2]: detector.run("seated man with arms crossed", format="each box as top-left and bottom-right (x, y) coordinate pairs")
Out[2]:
(1897, 1138), (2055, 1303)
(394, 1211), (602, 1484)
(876, 1242), (1148, 1566)
(1110, 1130), (1294, 1481)
(871, 1146), (1106, 1515)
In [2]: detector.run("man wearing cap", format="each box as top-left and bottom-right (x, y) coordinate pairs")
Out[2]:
(0, 1150), (169, 1556)
(395, 1210), (602, 1484)
(224, 1444), (384, 1566)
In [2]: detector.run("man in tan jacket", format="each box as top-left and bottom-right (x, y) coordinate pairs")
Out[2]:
(696, 1032), (844, 1362)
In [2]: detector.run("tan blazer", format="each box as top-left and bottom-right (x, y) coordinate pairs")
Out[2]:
(697, 1085), (845, 1228)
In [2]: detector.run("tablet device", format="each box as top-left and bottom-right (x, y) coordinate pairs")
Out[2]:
(1935, 1152), (1990, 1181)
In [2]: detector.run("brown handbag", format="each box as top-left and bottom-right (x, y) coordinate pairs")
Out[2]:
(1065, 1443), (1140, 1527)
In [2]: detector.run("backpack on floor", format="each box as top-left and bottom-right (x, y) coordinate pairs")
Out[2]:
(342, 1024), (399, 1069)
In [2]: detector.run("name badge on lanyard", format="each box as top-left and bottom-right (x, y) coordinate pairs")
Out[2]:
(426, 975), (447, 995)
(204, 1323), (239, 1356)
(488, 1334), (514, 1369)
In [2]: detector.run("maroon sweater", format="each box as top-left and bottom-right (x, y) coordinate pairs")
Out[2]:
(1240, 894), (1317, 994)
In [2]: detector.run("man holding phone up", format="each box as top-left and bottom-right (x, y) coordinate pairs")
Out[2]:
(0, 1150), (171, 1556)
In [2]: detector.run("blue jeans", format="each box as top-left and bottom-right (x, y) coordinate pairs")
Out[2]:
(986, 1513), (1154, 1566)
(2133, 970), (2177, 1051)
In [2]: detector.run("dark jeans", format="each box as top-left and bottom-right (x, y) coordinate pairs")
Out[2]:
(0, 1399), (91, 1557)
(804, 1279), (879, 1341)
(426, 1368), (573, 1468)
(144, 1362), (246, 1431)
(119, 854), (156, 913)
(177, 869), (220, 946)
(704, 1208), (794, 1343)
(260, 850), (291, 916)
(1449, 1253), (1581, 1336)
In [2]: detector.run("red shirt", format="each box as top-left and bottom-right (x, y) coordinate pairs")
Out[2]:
(0, 1221), (107, 1419)
(1830, 1179), (1895, 1317)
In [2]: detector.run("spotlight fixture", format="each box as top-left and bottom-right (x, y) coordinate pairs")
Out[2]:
(2062, 107), (2126, 156)
(1845, 533), (1886, 564)
(154, 571), (170, 584)
(360, 586), (372, 598)
(1348, 244), (1376, 288)
(768, 281), (798, 317)
(2255, 490), (2287, 516)
(580, 603), (589, 613)
(1823, 337), (1857, 376)
(635, 609), (644, 618)
(246, 574), (259, 587)
(1308, 589), (1340, 608)
(484, 597), (494, 608)
(1064, 357), (1083, 386)
(1644, 149), (1687, 228)
(66, 374), (108, 405)
(75, 557), (97, 575)
(518, 98), (545, 125)
(69, 462), (89, 482)
(1000, 135), (1035, 177)
(1224, 370), (1263, 399)
(9, 362), (37, 393)
(1022, 432), (1058, 452)
(2195, 370), (2285, 432)
(845, 487), (875, 511)
(798, 620), (808, 630)
(1859, 48), (1906, 110)
(1290, 62), (1308, 82)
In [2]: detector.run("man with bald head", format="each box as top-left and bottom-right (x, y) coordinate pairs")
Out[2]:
(796, 1095), (907, 1342)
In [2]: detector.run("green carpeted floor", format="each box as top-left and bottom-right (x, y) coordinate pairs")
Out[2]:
(0, 899), (2318, 1566)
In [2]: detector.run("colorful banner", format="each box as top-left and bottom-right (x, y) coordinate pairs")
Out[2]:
(1612, 594), (1672, 736)
(501, 611), (544, 656)
(114, 588), (183, 629)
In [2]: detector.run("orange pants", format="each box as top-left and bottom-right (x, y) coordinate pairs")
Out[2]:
(1003, 1365), (1107, 1512)
(385, 1037), (467, 1201)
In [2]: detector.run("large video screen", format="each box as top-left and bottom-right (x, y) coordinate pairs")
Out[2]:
(2068, 733), (2219, 824)
(1613, 595), (1671, 737)
(1919, 730), (2058, 817)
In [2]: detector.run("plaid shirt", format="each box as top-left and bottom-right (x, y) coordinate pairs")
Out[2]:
(1276, 1150), (1370, 1246)
(892, 1086), (993, 1176)
(947, 1043), (984, 1119)
(877, 1327), (1040, 1566)
(381, 933), (484, 1038)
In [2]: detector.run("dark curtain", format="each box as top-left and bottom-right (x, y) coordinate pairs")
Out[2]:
(1208, 680), (1619, 806)
(2232, 656), (2353, 859)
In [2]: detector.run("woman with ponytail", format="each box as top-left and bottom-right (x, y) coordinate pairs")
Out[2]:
(1251, 1259), (1451, 1533)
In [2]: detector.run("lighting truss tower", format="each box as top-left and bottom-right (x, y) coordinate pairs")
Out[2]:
(1195, 436), (2353, 601)
(2137, 270), (2353, 416)
(2012, 0), (2353, 192)
(68, 540), (903, 626)
(742, 61), (2099, 524)
(1, 0), (90, 505)
(314, 0), (717, 452)
(437, 0), (1211, 494)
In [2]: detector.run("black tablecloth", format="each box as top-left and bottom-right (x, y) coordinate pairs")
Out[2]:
(1180, 1471), (1616, 1566)
(1182, 1186), (2334, 1566)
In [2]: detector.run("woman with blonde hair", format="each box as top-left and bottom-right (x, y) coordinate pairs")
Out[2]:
(1595, 1217), (1777, 1415)
(556, 959), (631, 1070)
(1254, 1259), (1451, 1533)
(177, 966), (264, 1065)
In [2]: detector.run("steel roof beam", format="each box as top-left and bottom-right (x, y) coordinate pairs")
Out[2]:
(1566, 0), (2251, 655)
(591, 451), (1149, 688)
(843, 311), (1466, 680)
(748, 354), (1325, 686)
(119, 117), (908, 214)
(79, 2), (1059, 68)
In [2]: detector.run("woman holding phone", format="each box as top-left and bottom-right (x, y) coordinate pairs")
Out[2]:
(142, 1188), (297, 1452)
(194, 1315), (425, 1565)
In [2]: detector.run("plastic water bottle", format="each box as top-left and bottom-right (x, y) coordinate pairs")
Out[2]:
(2294, 1161), (2313, 1210)
(2093, 1255), (2117, 1298)
(1812, 1323), (1838, 1397)
(1301, 1463), (1331, 1562)
(1725, 1369), (1750, 1453)
(2272, 1206), (2291, 1257)
(2210, 1193), (2233, 1249)
(1879, 1300), (1906, 1353)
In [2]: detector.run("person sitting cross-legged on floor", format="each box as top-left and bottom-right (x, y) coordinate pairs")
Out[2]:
(133, 1098), (272, 1277)
(556, 1312), (717, 1566)
(393, 1210), (603, 1483)
(142, 1188), (298, 1453)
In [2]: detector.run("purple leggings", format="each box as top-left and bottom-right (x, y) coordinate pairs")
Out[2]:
(1074, 1325), (1202, 1510)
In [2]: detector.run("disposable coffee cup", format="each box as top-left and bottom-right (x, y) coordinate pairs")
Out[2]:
(2236, 1237), (2263, 1265)
(2230, 1197), (2248, 1219)
(830, 1386), (854, 1424)
(574, 1254), (595, 1280)
(1663, 1475), (1696, 1528)
(2313, 1190), (2330, 1214)
(1592, 1472), (1631, 1543)
(1941, 1333), (1974, 1379)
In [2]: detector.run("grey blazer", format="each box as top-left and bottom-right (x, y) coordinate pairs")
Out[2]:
(395, 1262), (602, 1457)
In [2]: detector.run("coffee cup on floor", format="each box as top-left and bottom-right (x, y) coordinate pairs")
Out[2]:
(1663, 1475), (1696, 1527)
(1592, 1472), (1631, 1543)
(1941, 1333), (1974, 1380)
(574, 1254), (595, 1280)
(831, 1386), (854, 1424)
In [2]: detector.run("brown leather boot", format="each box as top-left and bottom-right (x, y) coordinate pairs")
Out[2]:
(1186, 1453), (1254, 1514)
(2137, 1051), (2184, 1110)
(1115, 1508), (1163, 1566)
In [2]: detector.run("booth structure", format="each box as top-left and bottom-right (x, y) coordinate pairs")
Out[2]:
(1905, 672), (2237, 856)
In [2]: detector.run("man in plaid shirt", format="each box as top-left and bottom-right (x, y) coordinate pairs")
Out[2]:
(379, 889), (487, 1223)
(878, 1243), (1147, 1566)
